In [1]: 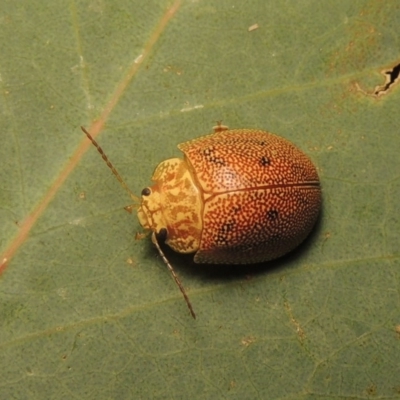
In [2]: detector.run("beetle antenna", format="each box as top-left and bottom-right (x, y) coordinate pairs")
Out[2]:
(151, 232), (196, 319)
(81, 126), (140, 204)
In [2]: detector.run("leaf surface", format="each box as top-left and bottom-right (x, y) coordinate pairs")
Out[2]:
(1, 1), (400, 399)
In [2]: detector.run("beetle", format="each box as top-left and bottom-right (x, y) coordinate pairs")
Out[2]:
(81, 124), (321, 318)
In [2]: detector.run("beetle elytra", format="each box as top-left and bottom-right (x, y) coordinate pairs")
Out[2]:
(82, 124), (321, 318)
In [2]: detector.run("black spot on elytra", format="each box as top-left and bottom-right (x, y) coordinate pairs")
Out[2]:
(267, 233), (282, 244)
(215, 233), (229, 246)
(203, 147), (225, 166)
(267, 209), (279, 221)
(215, 222), (235, 246)
(221, 222), (235, 233)
(260, 156), (271, 167)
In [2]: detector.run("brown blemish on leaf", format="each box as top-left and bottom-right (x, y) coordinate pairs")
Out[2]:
(248, 23), (259, 32)
(321, 231), (331, 253)
(327, 19), (381, 75)
(241, 336), (256, 347)
(322, 1), (395, 113)
(284, 301), (306, 342)
(172, 329), (181, 339)
(163, 65), (183, 76)
(329, 0), (399, 74)
(126, 257), (136, 267)
(395, 324), (400, 339)
(365, 383), (377, 396)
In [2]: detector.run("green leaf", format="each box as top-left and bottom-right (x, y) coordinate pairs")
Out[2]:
(1, 1), (400, 398)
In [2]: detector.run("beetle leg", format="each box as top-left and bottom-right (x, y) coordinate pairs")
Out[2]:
(212, 121), (229, 133)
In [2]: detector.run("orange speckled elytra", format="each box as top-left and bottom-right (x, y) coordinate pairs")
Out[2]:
(82, 124), (321, 318)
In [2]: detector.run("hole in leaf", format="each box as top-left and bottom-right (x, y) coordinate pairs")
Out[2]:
(373, 62), (400, 96)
